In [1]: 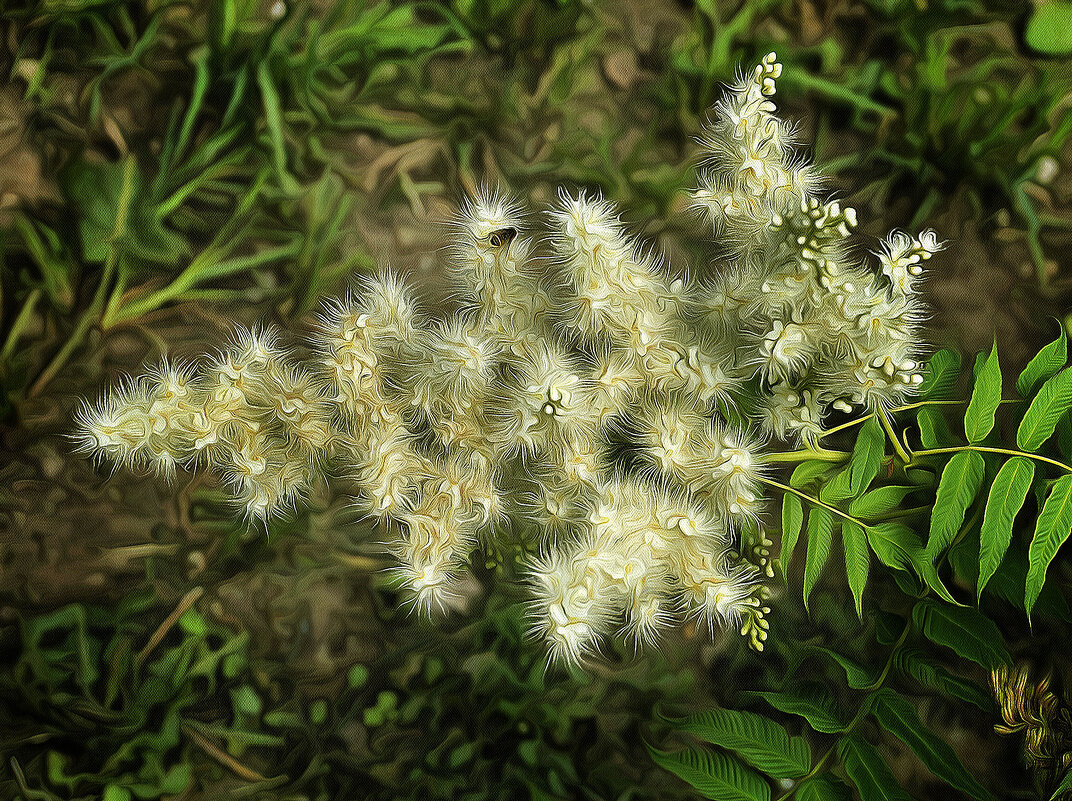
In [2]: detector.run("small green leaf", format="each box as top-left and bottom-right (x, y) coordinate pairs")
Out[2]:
(964, 342), (1001, 443)
(865, 522), (920, 572)
(1026, 1), (1072, 55)
(803, 508), (834, 611)
(838, 735), (913, 801)
(1050, 766), (1072, 801)
(896, 647), (993, 710)
(782, 493), (804, 573)
(796, 776), (849, 801)
(871, 689), (995, 801)
(918, 406), (956, 449)
(819, 467), (854, 503)
(927, 451), (985, 562)
(842, 521), (870, 620)
(978, 457), (1035, 601)
(808, 644), (878, 689)
(1017, 368), (1072, 451)
(849, 486), (916, 519)
(1026, 474), (1072, 619)
(849, 417), (885, 495)
(1017, 324), (1067, 398)
(920, 349), (962, 400)
(913, 598), (1011, 670)
(752, 686), (845, 734)
(646, 745), (771, 801)
(792, 460), (834, 489)
(667, 707), (811, 779)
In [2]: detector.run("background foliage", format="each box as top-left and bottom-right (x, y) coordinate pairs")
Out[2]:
(1, 0), (1071, 799)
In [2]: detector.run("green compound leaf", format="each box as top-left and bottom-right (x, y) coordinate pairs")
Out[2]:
(1017, 324), (1067, 398)
(926, 451), (985, 562)
(666, 707), (811, 779)
(752, 686), (845, 734)
(849, 485), (916, 519)
(1026, 474), (1072, 619)
(849, 416), (885, 495)
(646, 745), (770, 801)
(964, 342), (1001, 443)
(781, 493), (804, 574)
(842, 521), (870, 620)
(838, 735), (913, 801)
(978, 457), (1035, 601)
(803, 508), (834, 611)
(920, 348), (962, 400)
(1017, 367), (1072, 452)
(913, 598), (1011, 670)
(1026, 0), (1072, 55)
(870, 689), (995, 801)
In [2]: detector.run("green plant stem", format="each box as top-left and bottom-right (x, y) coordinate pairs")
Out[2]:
(106, 239), (300, 326)
(0, 288), (42, 373)
(819, 413), (875, 439)
(765, 447), (849, 464)
(28, 156), (135, 397)
(761, 477), (867, 529)
(879, 409), (913, 463)
(913, 445), (1072, 474)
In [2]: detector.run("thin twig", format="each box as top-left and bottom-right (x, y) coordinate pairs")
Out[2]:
(182, 722), (270, 783)
(135, 586), (204, 670)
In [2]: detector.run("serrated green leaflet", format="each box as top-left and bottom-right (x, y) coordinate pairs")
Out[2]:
(781, 493), (804, 574)
(667, 707), (811, 778)
(918, 405), (956, 449)
(927, 450), (985, 562)
(913, 598), (1010, 670)
(646, 745), (770, 801)
(838, 735), (913, 801)
(1017, 324), (1066, 397)
(849, 485), (915, 519)
(978, 457), (1035, 601)
(804, 508), (834, 611)
(819, 466), (854, 503)
(920, 348), (962, 400)
(752, 687), (844, 734)
(870, 689), (995, 801)
(849, 416), (885, 495)
(791, 460), (834, 489)
(809, 644), (877, 688)
(895, 648), (993, 710)
(964, 342), (1001, 443)
(865, 522), (919, 572)
(1017, 367), (1072, 451)
(842, 521), (870, 620)
(1026, 474), (1072, 619)
(795, 777), (844, 801)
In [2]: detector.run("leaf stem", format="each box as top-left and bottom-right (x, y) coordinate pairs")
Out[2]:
(879, 409), (913, 464)
(761, 477), (868, 530)
(765, 448), (849, 464)
(913, 445), (1072, 474)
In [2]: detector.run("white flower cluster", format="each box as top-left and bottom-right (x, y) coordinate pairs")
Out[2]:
(75, 54), (933, 666)
(694, 52), (940, 444)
